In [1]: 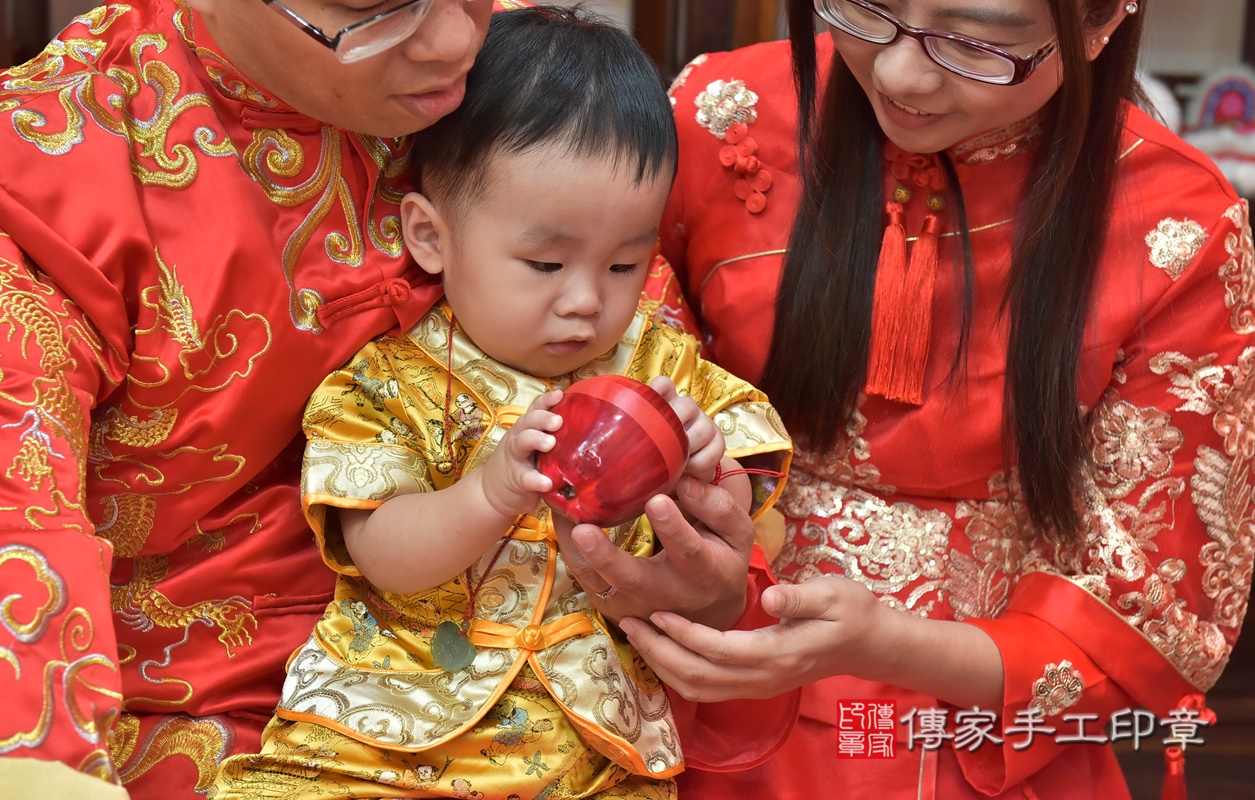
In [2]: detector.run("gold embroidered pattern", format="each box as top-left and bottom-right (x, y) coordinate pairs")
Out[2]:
(112, 713), (233, 792)
(357, 133), (408, 259)
(776, 466), (949, 616)
(0, 544), (120, 761)
(127, 250), (272, 408)
(94, 494), (158, 559)
(950, 114), (1041, 165)
(4, 17), (232, 187)
(1146, 218), (1207, 279)
(1090, 398), (1184, 498)
(1152, 351), (1231, 415)
(952, 473), (1036, 620)
(694, 79), (758, 140)
(1188, 347), (1255, 636)
(110, 555), (256, 661)
(184, 11), (410, 331)
(1030, 660), (1083, 717)
(1220, 200), (1255, 334)
(0, 251), (105, 526)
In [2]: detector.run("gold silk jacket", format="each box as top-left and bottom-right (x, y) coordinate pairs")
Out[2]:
(289, 302), (791, 776)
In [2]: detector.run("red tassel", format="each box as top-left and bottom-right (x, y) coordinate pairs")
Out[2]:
(1161, 745), (1186, 800)
(866, 204), (939, 405)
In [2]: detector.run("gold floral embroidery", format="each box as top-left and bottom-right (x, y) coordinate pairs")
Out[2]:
(1220, 200), (1255, 334)
(1146, 218), (1207, 279)
(952, 474), (1036, 620)
(788, 405), (889, 492)
(1030, 660), (1083, 717)
(1152, 351), (1231, 415)
(695, 79), (758, 140)
(945, 549), (1013, 622)
(773, 411), (950, 614)
(1189, 347), (1255, 636)
(1090, 398), (1184, 498)
(776, 473), (949, 616)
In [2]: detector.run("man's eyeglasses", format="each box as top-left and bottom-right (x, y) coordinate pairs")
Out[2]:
(263, 0), (453, 64)
(813, 0), (1057, 86)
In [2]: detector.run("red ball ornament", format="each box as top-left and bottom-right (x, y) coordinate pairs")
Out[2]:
(538, 375), (689, 527)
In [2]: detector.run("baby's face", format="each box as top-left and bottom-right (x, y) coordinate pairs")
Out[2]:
(422, 144), (670, 378)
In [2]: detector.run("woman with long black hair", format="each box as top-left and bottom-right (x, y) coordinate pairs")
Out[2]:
(623, 1), (1255, 796)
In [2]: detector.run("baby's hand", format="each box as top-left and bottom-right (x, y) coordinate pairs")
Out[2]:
(479, 390), (563, 517)
(649, 376), (724, 483)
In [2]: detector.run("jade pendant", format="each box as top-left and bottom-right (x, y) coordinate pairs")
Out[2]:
(432, 620), (477, 672)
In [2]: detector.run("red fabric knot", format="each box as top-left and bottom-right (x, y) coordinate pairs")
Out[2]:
(885, 143), (945, 192)
(718, 131), (771, 214)
(383, 280), (410, 304)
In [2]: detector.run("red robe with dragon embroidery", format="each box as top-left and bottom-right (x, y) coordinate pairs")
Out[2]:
(0, 2), (724, 797)
(662, 36), (1255, 800)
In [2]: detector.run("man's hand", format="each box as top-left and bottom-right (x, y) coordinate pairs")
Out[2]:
(556, 475), (755, 629)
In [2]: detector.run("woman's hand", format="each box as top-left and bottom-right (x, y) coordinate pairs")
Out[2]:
(617, 575), (892, 701)
(619, 574), (1005, 709)
(556, 475), (756, 629)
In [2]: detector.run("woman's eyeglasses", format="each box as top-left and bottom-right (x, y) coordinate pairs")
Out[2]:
(813, 0), (1057, 86)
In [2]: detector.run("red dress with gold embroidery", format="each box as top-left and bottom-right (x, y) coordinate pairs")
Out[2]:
(0, 2), (690, 798)
(662, 37), (1254, 800)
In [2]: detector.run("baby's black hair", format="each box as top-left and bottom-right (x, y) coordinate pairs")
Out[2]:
(411, 4), (678, 217)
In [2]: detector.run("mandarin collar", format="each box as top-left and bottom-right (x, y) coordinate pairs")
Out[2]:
(947, 112), (1044, 166)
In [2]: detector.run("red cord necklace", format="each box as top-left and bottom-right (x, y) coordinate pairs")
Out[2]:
(430, 311), (523, 672)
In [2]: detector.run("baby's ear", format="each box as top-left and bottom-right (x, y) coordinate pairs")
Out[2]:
(401, 192), (447, 276)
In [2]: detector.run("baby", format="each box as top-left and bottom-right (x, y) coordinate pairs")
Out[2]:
(212, 7), (790, 800)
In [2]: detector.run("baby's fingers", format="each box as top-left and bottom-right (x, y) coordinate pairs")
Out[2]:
(509, 427), (558, 460)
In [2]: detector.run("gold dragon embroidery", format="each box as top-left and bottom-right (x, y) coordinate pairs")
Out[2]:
(111, 554), (255, 659)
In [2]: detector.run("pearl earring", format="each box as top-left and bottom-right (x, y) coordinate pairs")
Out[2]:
(1125, 1), (1138, 13)
(1100, 35), (1110, 45)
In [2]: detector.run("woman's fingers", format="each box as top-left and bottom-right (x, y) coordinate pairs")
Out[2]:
(620, 613), (798, 702)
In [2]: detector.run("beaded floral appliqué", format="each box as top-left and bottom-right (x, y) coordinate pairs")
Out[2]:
(695, 79), (772, 214)
(1029, 660), (1084, 717)
(695, 79), (758, 138)
(1146, 218), (1208, 279)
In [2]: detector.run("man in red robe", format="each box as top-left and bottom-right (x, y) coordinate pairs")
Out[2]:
(0, 3), (765, 797)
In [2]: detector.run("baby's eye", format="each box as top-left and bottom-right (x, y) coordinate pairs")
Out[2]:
(525, 260), (563, 274)
(610, 263), (642, 275)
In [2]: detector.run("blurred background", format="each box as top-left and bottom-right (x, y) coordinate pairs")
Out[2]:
(8, 0), (1255, 84)
(2, 1), (1253, 797)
